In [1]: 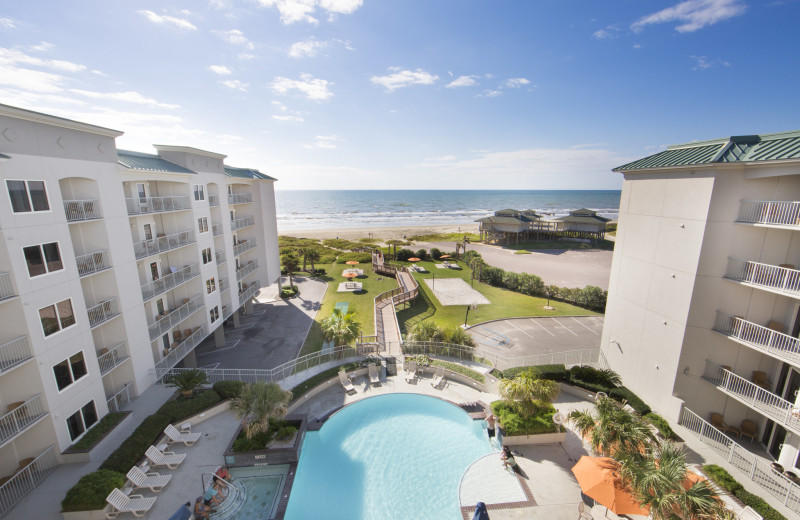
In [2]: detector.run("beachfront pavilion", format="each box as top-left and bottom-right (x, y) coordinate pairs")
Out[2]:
(553, 208), (611, 242)
(476, 209), (565, 245)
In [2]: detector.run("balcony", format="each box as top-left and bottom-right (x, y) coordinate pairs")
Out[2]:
(106, 382), (133, 413)
(239, 280), (260, 306)
(0, 272), (16, 302)
(737, 200), (800, 229)
(714, 311), (800, 368)
(222, 304), (232, 319)
(148, 294), (204, 340)
(0, 394), (48, 449)
(703, 361), (800, 436)
(133, 230), (195, 260)
(87, 297), (119, 328)
(63, 199), (101, 222)
(141, 263), (199, 302)
(209, 195), (220, 207)
(233, 239), (256, 257)
(725, 258), (800, 300)
(0, 336), (32, 375)
(212, 224), (223, 237)
(216, 252), (226, 266)
(220, 278), (229, 294)
(231, 215), (254, 231)
(0, 445), (57, 518)
(236, 260), (258, 282)
(154, 326), (208, 372)
(228, 192), (252, 205)
(97, 341), (129, 376)
(76, 250), (111, 277)
(126, 196), (191, 216)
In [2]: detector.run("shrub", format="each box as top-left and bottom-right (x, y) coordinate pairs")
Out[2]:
(608, 387), (650, 415)
(100, 413), (171, 473)
(701, 465), (743, 494)
(736, 490), (787, 520)
(430, 360), (484, 383)
(644, 412), (679, 441)
(430, 247), (441, 259)
(66, 412), (127, 452)
(336, 252), (372, 263)
(534, 364), (567, 381)
(62, 469), (126, 512)
(214, 380), (246, 399)
(276, 425), (297, 440)
(232, 430), (271, 452)
(446, 326), (476, 347)
(319, 254), (337, 264)
(396, 248), (415, 262)
(281, 286), (299, 298)
(415, 249), (428, 260)
(569, 366), (620, 388)
(491, 400), (559, 436)
(311, 268), (326, 275)
(322, 238), (365, 251)
(157, 390), (222, 422)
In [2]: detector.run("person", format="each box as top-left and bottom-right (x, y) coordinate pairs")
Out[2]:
(500, 446), (519, 471)
(486, 413), (496, 439)
(215, 466), (233, 484)
(194, 497), (211, 519)
(203, 478), (226, 507)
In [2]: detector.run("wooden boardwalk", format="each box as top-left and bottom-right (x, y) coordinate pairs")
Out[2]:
(372, 252), (419, 355)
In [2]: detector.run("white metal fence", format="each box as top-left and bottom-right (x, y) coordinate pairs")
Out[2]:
(235, 260), (258, 281)
(0, 336), (31, 373)
(76, 250), (111, 277)
(141, 263), (199, 302)
(726, 258), (800, 296)
(714, 311), (800, 367)
(63, 199), (101, 222)
(86, 297), (119, 328)
(228, 192), (252, 205)
(0, 273), (13, 300)
(0, 445), (57, 518)
(148, 294), (204, 340)
(133, 230), (195, 259)
(231, 215), (254, 231)
(737, 200), (800, 227)
(125, 195), (191, 215)
(154, 326), (208, 371)
(97, 341), (129, 376)
(238, 281), (260, 306)
(0, 394), (47, 447)
(233, 239), (256, 257)
(106, 382), (132, 413)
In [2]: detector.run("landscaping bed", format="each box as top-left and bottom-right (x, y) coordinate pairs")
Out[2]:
(223, 416), (307, 467)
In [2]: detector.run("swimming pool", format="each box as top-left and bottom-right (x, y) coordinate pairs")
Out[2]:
(284, 393), (494, 520)
(212, 465), (288, 520)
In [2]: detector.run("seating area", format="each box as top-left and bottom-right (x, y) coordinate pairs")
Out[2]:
(336, 281), (363, 292)
(162, 324), (201, 358)
(105, 488), (156, 518)
(430, 365), (447, 389)
(338, 370), (356, 394)
(710, 413), (759, 443)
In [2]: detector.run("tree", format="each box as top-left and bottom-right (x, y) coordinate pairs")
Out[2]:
(568, 396), (654, 458)
(407, 320), (446, 343)
(299, 247), (311, 271)
(306, 249), (320, 272)
(386, 240), (403, 260)
(230, 382), (292, 439)
(498, 368), (560, 416)
(619, 442), (723, 520)
(166, 369), (208, 398)
(281, 251), (300, 290)
(446, 326), (476, 347)
(321, 308), (362, 354)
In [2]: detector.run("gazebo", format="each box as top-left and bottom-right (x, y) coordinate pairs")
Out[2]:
(554, 208), (611, 241)
(476, 209), (562, 244)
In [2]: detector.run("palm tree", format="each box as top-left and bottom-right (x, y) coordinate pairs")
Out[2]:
(281, 251), (300, 290)
(446, 326), (476, 347)
(230, 382), (293, 439)
(619, 442), (723, 520)
(498, 369), (560, 416)
(321, 308), (362, 355)
(568, 396), (654, 458)
(306, 249), (320, 273)
(166, 369), (208, 398)
(407, 320), (446, 343)
(299, 247), (310, 271)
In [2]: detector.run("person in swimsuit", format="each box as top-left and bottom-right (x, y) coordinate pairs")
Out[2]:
(486, 413), (497, 438)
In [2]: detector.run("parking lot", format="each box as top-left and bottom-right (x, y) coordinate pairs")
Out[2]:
(467, 315), (603, 360)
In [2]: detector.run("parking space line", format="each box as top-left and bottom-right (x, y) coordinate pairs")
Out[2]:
(551, 318), (579, 336)
(527, 319), (555, 337)
(198, 339), (241, 354)
(229, 322), (255, 331)
(571, 317), (600, 335)
(587, 317), (603, 327)
(505, 320), (536, 339)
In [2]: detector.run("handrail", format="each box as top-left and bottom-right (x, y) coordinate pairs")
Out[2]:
(63, 199), (101, 222)
(212, 223), (223, 236)
(714, 311), (800, 366)
(126, 195), (191, 215)
(154, 326), (208, 371)
(75, 250), (111, 277)
(0, 273), (16, 301)
(235, 260), (258, 281)
(0, 336), (32, 374)
(0, 394), (47, 447)
(97, 341), (129, 376)
(141, 263), (199, 302)
(233, 240), (256, 257)
(737, 200), (800, 227)
(133, 230), (195, 259)
(0, 445), (57, 518)
(209, 195), (220, 207)
(87, 297), (119, 328)
(216, 251), (226, 266)
(231, 215), (254, 231)
(725, 258), (800, 296)
(238, 281), (260, 306)
(228, 192), (252, 205)
(106, 381), (132, 413)
(148, 294), (204, 340)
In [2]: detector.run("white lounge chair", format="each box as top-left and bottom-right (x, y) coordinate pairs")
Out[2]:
(126, 466), (171, 493)
(405, 361), (418, 383)
(164, 424), (201, 446)
(105, 488), (156, 519)
(430, 365), (446, 389)
(338, 370), (356, 394)
(368, 363), (380, 385)
(145, 445), (186, 469)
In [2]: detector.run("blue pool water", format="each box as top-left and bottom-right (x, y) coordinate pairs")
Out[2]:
(284, 394), (494, 520)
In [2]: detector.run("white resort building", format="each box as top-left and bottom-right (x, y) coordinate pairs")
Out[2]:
(601, 131), (800, 475)
(0, 104), (280, 478)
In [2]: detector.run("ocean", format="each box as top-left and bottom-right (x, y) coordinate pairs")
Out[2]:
(274, 190), (621, 231)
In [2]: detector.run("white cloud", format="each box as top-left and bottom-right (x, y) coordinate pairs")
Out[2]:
(371, 68), (438, 92)
(289, 39), (327, 58)
(220, 79), (249, 91)
(214, 29), (254, 50)
(30, 42), (54, 52)
(0, 64), (66, 93)
(271, 73), (333, 100)
(503, 78), (530, 88)
(138, 10), (198, 30)
(208, 65), (232, 75)
(593, 25), (621, 39)
(633, 44), (643, 49)
(690, 55), (731, 70)
(0, 18), (17, 29)
(209, 0), (230, 8)
(446, 75), (477, 88)
(0, 47), (87, 73)
(483, 90), (502, 98)
(319, 0), (363, 14)
(304, 134), (342, 149)
(255, 0), (363, 24)
(272, 101), (288, 112)
(70, 89), (180, 109)
(238, 53), (256, 60)
(272, 115), (304, 122)
(631, 0), (747, 33)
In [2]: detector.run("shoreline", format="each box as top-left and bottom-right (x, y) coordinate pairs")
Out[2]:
(277, 224), (480, 240)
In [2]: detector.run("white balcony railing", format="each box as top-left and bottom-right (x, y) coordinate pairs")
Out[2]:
(97, 341), (129, 376)
(154, 326), (208, 372)
(148, 294), (204, 340)
(87, 297), (119, 328)
(133, 230), (195, 259)
(0, 445), (57, 518)
(238, 281), (260, 306)
(235, 260), (258, 282)
(714, 311), (800, 367)
(233, 239), (256, 257)
(126, 196), (191, 216)
(228, 192), (252, 205)
(63, 199), (101, 222)
(208, 195), (220, 207)
(216, 252), (226, 266)
(703, 361), (800, 436)
(0, 273), (16, 301)
(737, 200), (800, 228)
(220, 278), (229, 294)
(212, 224), (223, 237)
(76, 250), (111, 277)
(141, 263), (199, 302)
(725, 258), (800, 298)
(231, 215), (254, 231)
(106, 382), (132, 413)
(0, 336), (32, 375)
(0, 394), (47, 448)
(222, 304), (232, 319)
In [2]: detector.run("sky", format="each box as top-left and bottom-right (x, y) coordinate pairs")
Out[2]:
(0, 0), (798, 190)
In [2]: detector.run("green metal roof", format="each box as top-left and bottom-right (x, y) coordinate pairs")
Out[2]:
(614, 130), (800, 172)
(224, 166), (276, 181)
(117, 150), (194, 174)
(555, 208), (610, 224)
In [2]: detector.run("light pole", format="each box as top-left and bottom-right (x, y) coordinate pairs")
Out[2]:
(431, 272), (435, 290)
(464, 303), (477, 327)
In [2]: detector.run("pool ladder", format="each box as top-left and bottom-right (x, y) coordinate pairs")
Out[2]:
(200, 473), (245, 519)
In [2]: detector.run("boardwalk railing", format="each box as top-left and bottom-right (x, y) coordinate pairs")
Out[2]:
(106, 382), (133, 413)
(76, 250), (111, 277)
(0, 273), (14, 301)
(63, 199), (101, 222)
(725, 258), (800, 297)
(125, 196), (191, 215)
(97, 341), (129, 376)
(679, 407), (800, 513)
(133, 230), (195, 259)
(0, 394), (47, 447)
(0, 445), (57, 519)
(713, 311), (800, 368)
(141, 263), (199, 302)
(87, 297), (119, 328)
(0, 336), (32, 374)
(737, 200), (800, 227)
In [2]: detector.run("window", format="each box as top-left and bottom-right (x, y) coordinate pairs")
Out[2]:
(227, 185), (233, 196)
(66, 401), (98, 441)
(53, 351), (88, 391)
(137, 183), (147, 202)
(144, 224), (153, 240)
(229, 210), (235, 221)
(193, 184), (205, 201)
(206, 277), (216, 294)
(198, 217), (208, 233)
(202, 247), (212, 264)
(7, 180), (50, 213)
(210, 306), (219, 323)
(23, 242), (63, 277)
(39, 299), (76, 337)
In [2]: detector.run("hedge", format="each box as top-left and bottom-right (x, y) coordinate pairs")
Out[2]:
(66, 412), (127, 452)
(429, 360), (484, 384)
(491, 400), (559, 436)
(156, 389), (222, 422)
(702, 464), (743, 494)
(61, 469), (126, 512)
(99, 413), (172, 473)
(702, 465), (786, 520)
(644, 412), (679, 441)
(608, 387), (651, 415)
(214, 380), (246, 399)
(499, 364), (567, 382)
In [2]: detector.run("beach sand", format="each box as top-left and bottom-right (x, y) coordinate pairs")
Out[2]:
(277, 224), (480, 241)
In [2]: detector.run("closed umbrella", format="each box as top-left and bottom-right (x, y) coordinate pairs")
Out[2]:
(472, 501), (489, 520)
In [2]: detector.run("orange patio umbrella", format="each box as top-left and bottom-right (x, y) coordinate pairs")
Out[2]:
(408, 257), (421, 262)
(343, 272), (358, 278)
(345, 260), (360, 265)
(571, 456), (649, 516)
(439, 254), (451, 259)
